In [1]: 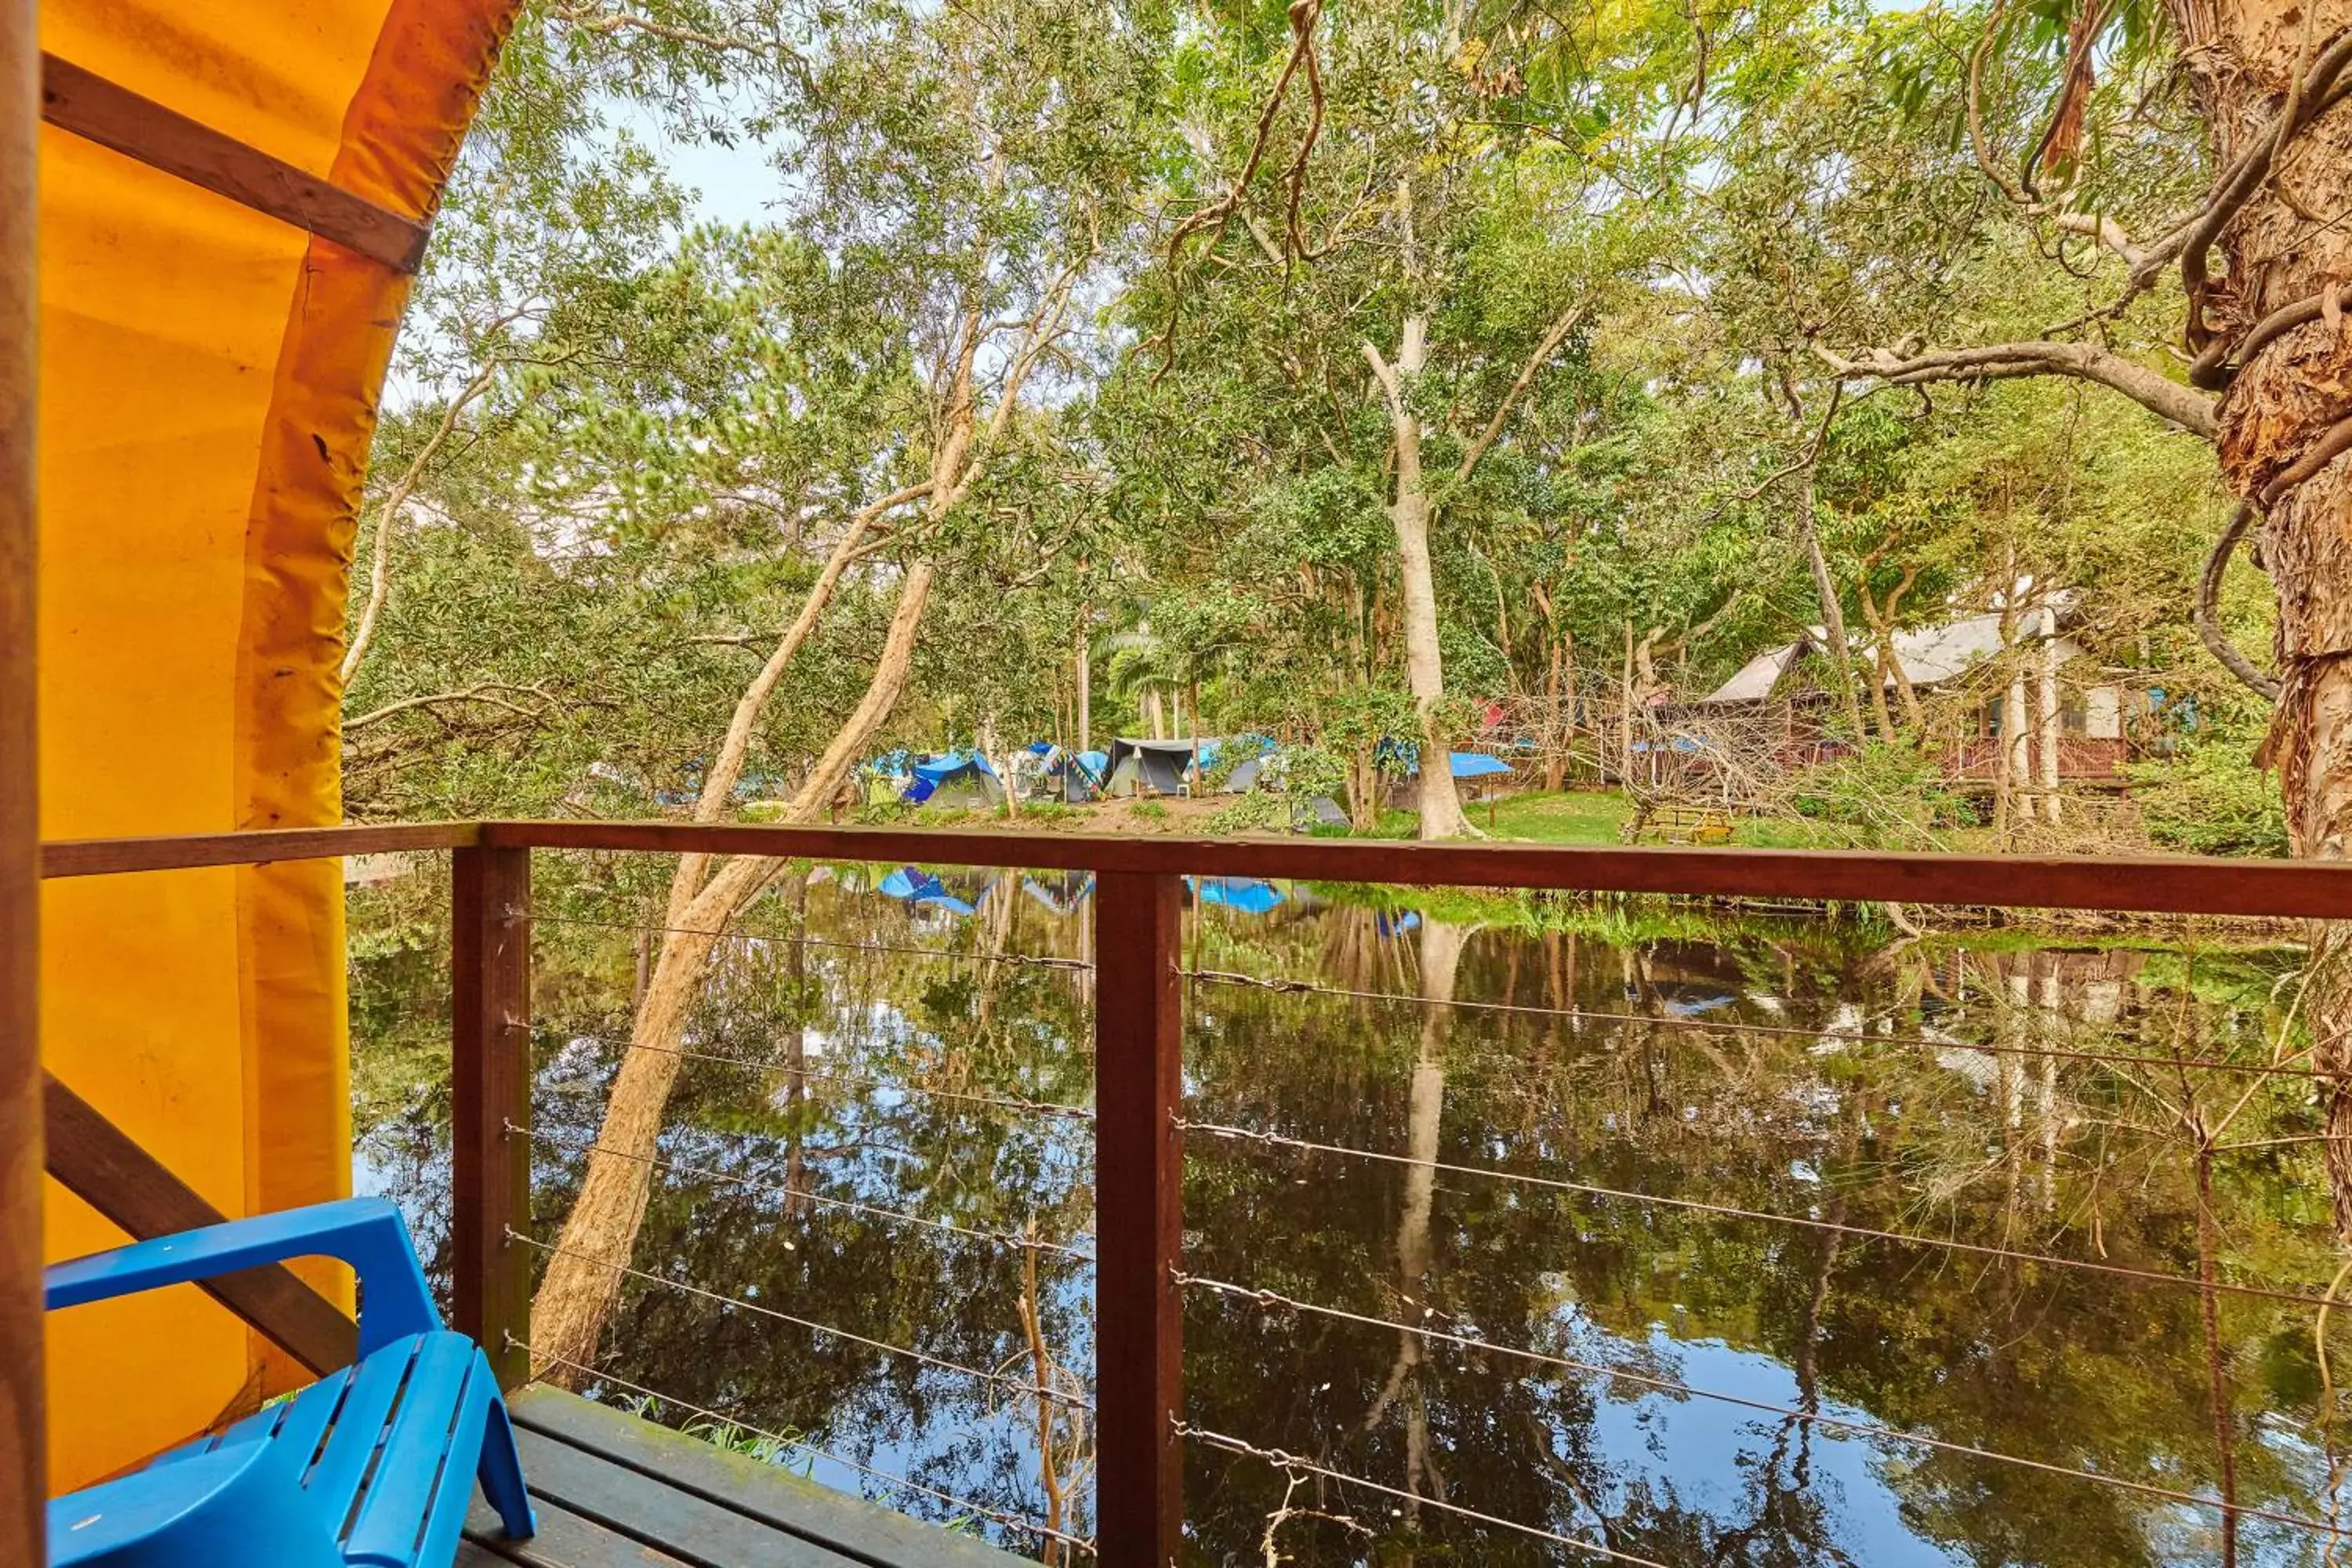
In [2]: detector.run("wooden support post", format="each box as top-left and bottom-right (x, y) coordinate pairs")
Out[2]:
(1094, 870), (1183, 1567)
(0, 1), (39, 1556)
(452, 845), (532, 1388)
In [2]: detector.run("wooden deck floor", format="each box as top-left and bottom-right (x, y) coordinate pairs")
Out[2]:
(458, 1384), (1034, 1568)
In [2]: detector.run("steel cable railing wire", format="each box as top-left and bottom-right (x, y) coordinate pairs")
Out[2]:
(513, 1123), (1095, 1261)
(1176, 1273), (2352, 1544)
(509, 1337), (1097, 1556)
(505, 1230), (1091, 1410)
(536, 1026), (1098, 1122)
(1175, 1422), (1672, 1566)
(1178, 1119), (2345, 1311)
(523, 909), (1093, 972)
(1182, 966), (2336, 1081)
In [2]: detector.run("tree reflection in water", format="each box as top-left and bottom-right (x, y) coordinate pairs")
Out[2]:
(350, 865), (2352, 1566)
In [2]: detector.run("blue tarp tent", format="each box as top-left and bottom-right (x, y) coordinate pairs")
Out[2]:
(903, 750), (1004, 809)
(1377, 741), (1514, 779)
(1187, 877), (1286, 915)
(1447, 751), (1512, 779)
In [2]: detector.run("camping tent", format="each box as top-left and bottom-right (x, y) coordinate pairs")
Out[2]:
(24, 0), (520, 1490)
(903, 751), (1004, 809)
(1104, 736), (1220, 797)
(1014, 742), (1104, 803)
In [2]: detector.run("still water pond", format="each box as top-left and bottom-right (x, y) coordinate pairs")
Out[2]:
(350, 862), (2352, 1566)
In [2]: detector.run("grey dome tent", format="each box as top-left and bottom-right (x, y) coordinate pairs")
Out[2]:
(1103, 737), (1221, 797)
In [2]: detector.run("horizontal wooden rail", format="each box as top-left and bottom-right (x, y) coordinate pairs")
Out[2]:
(483, 819), (2352, 919)
(39, 822), (479, 879)
(34, 817), (2352, 917)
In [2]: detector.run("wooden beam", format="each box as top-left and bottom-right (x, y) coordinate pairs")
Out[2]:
(42, 1073), (357, 1376)
(451, 846), (533, 1389)
(0, 3), (37, 1555)
(40, 820), (481, 879)
(1093, 871), (1183, 1568)
(481, 819), (2352, 920)
(38, 54), (430, 273)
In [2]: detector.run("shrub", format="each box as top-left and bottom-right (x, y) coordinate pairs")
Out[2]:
(1786, 740), (1969, 848)
(2125, 736), (2288, 857)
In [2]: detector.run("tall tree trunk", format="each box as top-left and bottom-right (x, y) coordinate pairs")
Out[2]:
(1886, 634), (1924, 731)
(2006, 669), (2035, 825)
(532, 557), (942, 1378)
(2036, 624), (2064, 825)
(2177, 0), (2352, 1236)
(1869, 643), (1896, 744)
(1796, 472), (1865, 741)
(1367, 317), (1475, 840)
(1076, 629), (1091, 755)
(1543, 633), (1569, 791)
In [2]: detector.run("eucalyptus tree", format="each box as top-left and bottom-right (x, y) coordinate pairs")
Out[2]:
(1131, 0), (1671, 837)
(528, 0), (1168, 1377)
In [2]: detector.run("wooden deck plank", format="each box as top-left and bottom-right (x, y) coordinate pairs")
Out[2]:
(508, 1385), (1037, 1567)
(462, 1491), (693, 1567)
(504, 1417), (862, 1567)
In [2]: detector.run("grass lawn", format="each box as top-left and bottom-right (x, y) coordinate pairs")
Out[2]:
(1480, 789), (1636, 844)
(1325, 790), (1638, 844)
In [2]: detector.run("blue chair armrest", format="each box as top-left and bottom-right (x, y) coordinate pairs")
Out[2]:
(45, 1197), (441, 1354)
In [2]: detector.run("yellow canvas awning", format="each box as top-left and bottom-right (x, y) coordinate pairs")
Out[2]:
(38, 0), (515, 1488)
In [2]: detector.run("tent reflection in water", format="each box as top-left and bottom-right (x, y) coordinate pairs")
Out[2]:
(1187, 877), (1286, 916)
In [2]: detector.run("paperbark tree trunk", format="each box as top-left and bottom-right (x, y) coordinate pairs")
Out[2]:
(2172, 0), (2352, 1236)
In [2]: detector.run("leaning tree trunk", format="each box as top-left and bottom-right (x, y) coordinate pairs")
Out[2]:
(2179, 0), (2352, 1236)
(528, 556), (942, 1379)
(1795, 466), (1866, 742)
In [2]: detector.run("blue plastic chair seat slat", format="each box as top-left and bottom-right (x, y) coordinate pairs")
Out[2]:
(307, 1339), (423, 1516)
(343, 1335), (477, 1564)
(267, 1369), (362, 1490)
(42, 1199), (535, 1567)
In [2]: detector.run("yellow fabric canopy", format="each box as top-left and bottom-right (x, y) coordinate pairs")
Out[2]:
(38, 0), (515, 1489)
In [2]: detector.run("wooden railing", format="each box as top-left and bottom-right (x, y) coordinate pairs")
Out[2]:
(36, 818), (2352, 1566)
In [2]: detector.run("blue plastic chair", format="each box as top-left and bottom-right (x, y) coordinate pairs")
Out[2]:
(43, 1197), (536, 1566)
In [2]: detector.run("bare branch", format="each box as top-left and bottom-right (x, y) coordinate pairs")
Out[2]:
(341, 363), (501, 686)
(1454, 299), (1590, 483)
(550, 5), (758, 52)
(343, 681), (554, 731)
(1813, 338), (2218, 439)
